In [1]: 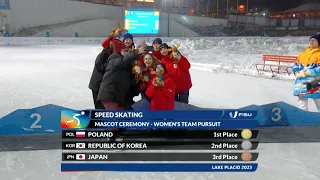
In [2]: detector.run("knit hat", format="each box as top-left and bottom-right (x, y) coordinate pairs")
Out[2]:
(112, 40), (126, 53)
(310, 34), (320, 45)
(159, 43), (169, 49)
(153, 38), (162, 45)
(123, 33), (133, 41)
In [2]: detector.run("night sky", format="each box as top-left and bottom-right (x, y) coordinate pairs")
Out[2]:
(165, 0), (319, 14)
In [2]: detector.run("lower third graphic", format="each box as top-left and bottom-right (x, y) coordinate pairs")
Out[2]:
(61, 110), (90, 129)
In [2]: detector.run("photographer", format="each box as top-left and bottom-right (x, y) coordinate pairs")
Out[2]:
(292, 34), (320, 112)
(97, 41), (147, 110)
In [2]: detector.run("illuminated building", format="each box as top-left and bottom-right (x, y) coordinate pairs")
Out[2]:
(269, 3), (320, 18)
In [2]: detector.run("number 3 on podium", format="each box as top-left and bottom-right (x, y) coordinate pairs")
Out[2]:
(271, 107), (281, 122)
(30, 113), (42, 128)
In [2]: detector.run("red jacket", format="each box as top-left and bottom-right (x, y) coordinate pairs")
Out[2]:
(146, 74), (175, 110)
(161, 55), (192, 93)
(137, 55), (144, 66)
(101, 37), (111, 48)
(151, 50), (163, 62)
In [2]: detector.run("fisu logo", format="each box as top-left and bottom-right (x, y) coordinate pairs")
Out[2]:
(229, 111), (252, 118)
(229, 111), (238, 119)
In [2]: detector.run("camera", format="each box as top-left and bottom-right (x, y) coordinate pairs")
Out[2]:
(304, 79), (320, 91)
(147, 46), (153, 53)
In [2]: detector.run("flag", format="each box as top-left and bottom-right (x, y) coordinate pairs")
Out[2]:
(76, 131), (85, 138)
(76, 154), (86, 160)
(76, 143), (85, 149)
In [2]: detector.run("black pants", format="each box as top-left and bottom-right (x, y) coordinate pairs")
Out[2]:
(92, 91), (105, 109)
(175, 90), (190, 104)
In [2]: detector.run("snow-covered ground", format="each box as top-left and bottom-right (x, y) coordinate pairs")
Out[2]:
(0, 37), (317, 117)
(0, 37), (319, 179)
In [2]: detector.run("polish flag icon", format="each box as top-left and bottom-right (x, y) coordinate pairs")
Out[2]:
(76, 132), (85, 138)
(76, 154), (86, 160)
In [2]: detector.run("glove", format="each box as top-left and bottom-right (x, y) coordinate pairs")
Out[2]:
(295, 71), (307, 78)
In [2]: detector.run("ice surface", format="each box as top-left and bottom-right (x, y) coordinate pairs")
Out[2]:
(0, 37), (319, 179)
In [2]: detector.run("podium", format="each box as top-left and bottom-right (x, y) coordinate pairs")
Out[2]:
(0, 101), (319, 135)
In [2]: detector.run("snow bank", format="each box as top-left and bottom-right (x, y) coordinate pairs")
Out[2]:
(0, 36), (309, 80)
(167, 37), (308, 80)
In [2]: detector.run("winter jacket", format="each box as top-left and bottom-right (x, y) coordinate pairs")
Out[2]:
(97, 50), (140, 105)
(292, 47), (320, 98)
(146, 73), (175, 110)
(151, 50), (163, 61)
(124, 82), (141, 107)
(88, 48), (112, 93)
(161, 54), (192, 93)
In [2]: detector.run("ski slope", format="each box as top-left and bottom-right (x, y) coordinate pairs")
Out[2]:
(0, 37), (319, 179)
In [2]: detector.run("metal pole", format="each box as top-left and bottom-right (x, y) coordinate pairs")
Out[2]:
(246, 0), (248, 14)
(186, 0), (188, 15)
(236, 0), (239, 25)
(167, 0), (169, 36)
(165, 0), (167, 13)
(217, 0), (219, 18)
(207, 0), (209, 16)
(227, 0), (228, 15)
(168, 12), (170, 37)
(197, 0), (199, 15)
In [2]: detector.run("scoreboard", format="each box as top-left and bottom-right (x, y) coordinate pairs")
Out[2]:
(61, 129), (259, 172)
(60, 110), (259, 172)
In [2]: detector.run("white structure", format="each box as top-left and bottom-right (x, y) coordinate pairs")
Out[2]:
(0, 0), (229, 37)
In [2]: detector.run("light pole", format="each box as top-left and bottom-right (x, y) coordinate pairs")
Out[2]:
(246, 0), (248, 15)
(207, 0), (209, 16)
(216, 0), (219, 18)
(236, 0), (239, 25)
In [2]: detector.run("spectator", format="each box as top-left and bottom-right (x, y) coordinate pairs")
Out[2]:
(292, 34), (320, 112)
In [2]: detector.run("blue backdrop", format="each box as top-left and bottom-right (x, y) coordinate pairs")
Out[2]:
(0, 100), (319, 135)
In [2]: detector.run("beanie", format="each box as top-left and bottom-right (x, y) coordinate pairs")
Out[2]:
(153, 38), (162, 45)
(159, 43), (169, 49)
(112, 40), (126, 53)
(310, 34), (320, 45)
(123, 33), (133, 41)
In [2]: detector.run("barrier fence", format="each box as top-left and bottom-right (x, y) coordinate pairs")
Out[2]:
(0, 36), (310, 46)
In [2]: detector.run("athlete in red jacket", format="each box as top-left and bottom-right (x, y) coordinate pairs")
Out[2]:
(146, 64), (175, 110)
(151, 38), (163, 61)
(139, 53), (160, 99)
(159, 43), (192, 104)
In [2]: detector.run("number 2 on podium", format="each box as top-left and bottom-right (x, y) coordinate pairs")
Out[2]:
(30, 113), (42, 128)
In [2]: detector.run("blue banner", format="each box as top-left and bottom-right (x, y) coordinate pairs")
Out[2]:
(90, 110), (258, 120)
(85, 120), (257, 129)
(61, 163), (258, 172)
(0, 0), (10, 9)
